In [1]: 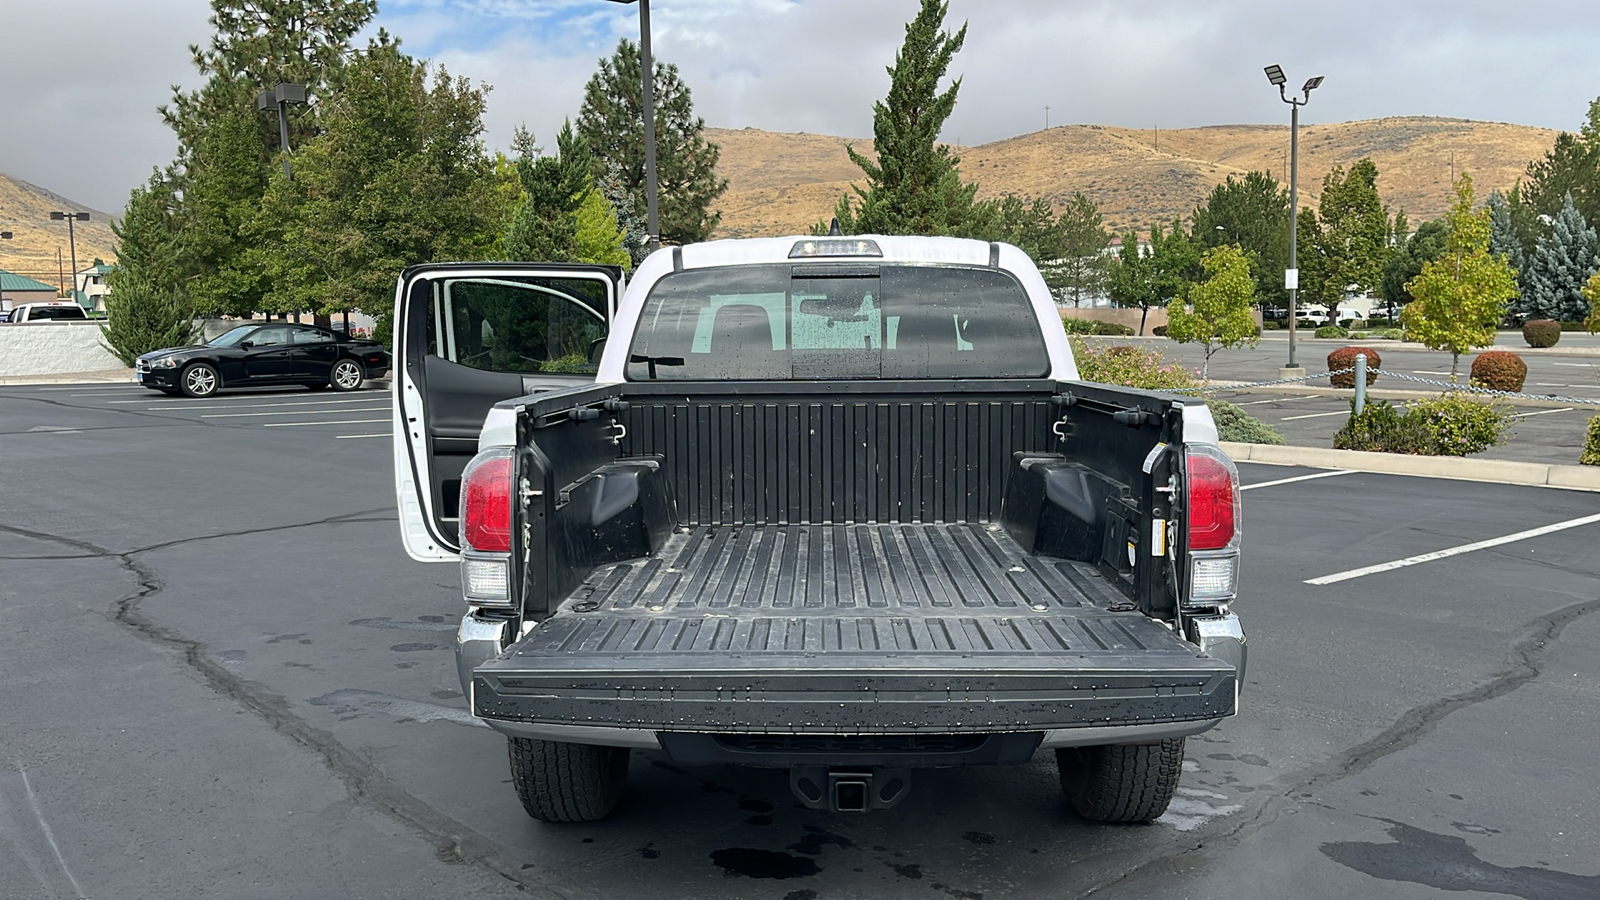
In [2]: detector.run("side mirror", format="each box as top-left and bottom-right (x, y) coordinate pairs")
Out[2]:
(238, 340), (253, 350)
(588, 337), (607, 365)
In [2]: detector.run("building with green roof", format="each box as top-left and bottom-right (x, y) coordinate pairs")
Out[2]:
(1, 269), (64, 310)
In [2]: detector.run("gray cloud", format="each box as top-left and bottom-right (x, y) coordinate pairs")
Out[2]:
(5, 0), (1598, 215)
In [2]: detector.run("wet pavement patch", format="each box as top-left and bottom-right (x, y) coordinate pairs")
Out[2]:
(1321, 819), (1600, 900)
(710, 848), (821, 879)
(788, 826), (854, 856)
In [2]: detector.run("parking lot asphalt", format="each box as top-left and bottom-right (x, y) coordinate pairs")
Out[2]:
(1086, 336), (1600, 467)
(2, 381), (1598, 899)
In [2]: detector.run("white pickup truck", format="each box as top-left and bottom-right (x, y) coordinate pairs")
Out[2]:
(391, 234), (1247, 824)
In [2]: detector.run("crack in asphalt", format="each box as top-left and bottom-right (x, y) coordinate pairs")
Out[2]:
(1077, 595), (1600, 896)
(0, 512), (395, 560)
(0, 391), (207, 427)
(0, 516), (574, 900)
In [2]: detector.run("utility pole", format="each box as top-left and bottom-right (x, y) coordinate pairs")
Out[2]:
(1045, 105), (1050, 130)
(49, 211), (89, 305)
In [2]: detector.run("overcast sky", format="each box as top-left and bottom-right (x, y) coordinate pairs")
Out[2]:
(5, 0), (1599, 215)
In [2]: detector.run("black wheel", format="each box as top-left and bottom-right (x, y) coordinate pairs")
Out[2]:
(1057, 738), (1185, 824)
(179, 362), (220, 398)
(329, 358), (364, 392)
(507, 738), (629, 822)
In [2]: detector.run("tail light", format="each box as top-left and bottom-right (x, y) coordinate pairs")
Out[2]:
(459, 449), (514, 606)
(461, 451), (513, 552)
(1184, 445), (1241, 607)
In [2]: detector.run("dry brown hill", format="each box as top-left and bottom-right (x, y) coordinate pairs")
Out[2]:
(0, 175), (117, 289)
(708, 117), (1560, 239)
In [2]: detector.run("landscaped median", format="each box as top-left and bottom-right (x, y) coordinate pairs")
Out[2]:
(1218, 441), (1600, 492)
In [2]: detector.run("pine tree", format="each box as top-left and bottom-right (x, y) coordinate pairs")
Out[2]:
(505, 122), (595, 262)
(1052, 192), (1111, 306)
(573, 186), (632, 269)
(1522, 192), (1600, 321)
(1402, 174), (1518, 378)
(577, 40), (727, 245)
(831, 0), (988, 238)
(598, 160), (649, 266)
(1518, 97), (1600, 242)
(102, 174), (198, 364)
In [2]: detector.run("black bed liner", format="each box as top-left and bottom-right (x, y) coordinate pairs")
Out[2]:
(473, 524), (1236, 733)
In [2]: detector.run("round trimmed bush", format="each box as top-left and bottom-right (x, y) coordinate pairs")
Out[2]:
(1327, 346), (1381, 388)
(1522, 319), (1561, 348)
(1314, 325), (1348, 339)
(1151, 324), (1168, 336)
(1091, 320), (1135, 336)
(1470, 351), (1527, 392)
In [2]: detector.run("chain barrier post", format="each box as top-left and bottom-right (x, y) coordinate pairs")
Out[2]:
(1354, 354), (1367, 415)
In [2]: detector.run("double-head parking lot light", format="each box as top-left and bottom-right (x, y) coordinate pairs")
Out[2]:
(1263, 64), (1324, 372)
(49, 211), (90, 305)
(257, 82), (307, 180)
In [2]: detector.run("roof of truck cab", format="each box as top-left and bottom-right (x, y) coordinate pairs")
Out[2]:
(675, 235), (995, 269)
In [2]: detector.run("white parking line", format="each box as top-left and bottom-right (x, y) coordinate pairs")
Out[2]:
(1552, 362), (1596, 368)
(145, 396), (386, 411)
(1230, 399), (1283, 407)
(335, 433), (392, 439)
(1241, 470), (1354, 491)
(1508, 408), (1574, 420)
(1280, 410), (1348, 421)
(262, 418), (389, 427)
(201, 406), (388, 419)
(1306, 512), (1600, 585)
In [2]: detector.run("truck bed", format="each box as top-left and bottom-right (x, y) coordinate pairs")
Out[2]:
(473, 523), (1237, 734)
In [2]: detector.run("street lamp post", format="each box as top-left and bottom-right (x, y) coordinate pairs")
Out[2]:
(256, 82), (307, 180)
(1263, 64), (1323, 374)
(603, 0), (661, 252)
(49, 211), (90, 306)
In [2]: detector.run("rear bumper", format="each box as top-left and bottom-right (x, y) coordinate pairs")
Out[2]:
(472, 661), (1237, 735)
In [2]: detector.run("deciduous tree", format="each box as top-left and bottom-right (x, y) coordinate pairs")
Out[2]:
(1193, 171), (1290, 313)
(1299, 159), (1391, 323)
(1402, 174), (1518, 378)
(1166, 244), (1258, 381)
(1107, 231), (1159, 334)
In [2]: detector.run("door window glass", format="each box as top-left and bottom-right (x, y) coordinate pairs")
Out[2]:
(289, 326), (331, 344)
(251, 326), (290, 347)
(430, 276), (609, 374)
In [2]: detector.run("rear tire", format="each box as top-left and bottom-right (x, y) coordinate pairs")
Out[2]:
(1057, 738), (1185, 823)
(507, 738), (629, 822)
(329, 358), (364, 392)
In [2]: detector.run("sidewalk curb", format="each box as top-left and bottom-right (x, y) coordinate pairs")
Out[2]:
(1207, 383), (1597, 410)
(1220, 441), (1600, 492)
(0, 371), (136, 386)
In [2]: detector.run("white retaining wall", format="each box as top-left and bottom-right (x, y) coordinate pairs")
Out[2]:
(0, 322), (126, 376)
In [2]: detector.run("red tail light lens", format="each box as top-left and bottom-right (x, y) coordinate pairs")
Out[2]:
(460, 452), (513, 552)
(1186, 447), (1238, 551)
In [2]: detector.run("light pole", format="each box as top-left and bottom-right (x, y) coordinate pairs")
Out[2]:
(603, 0), (661, 251)
(49, 211), (89, 306)
(1263, 64), (1322, 374)
(256, 82), (307, 180)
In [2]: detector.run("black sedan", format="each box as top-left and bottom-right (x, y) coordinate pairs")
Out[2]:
(135, 323), (390, 398)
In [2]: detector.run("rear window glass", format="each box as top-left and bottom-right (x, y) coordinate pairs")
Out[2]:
(625, 264), (1048, 381)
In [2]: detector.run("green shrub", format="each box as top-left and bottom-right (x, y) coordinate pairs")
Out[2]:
(1469, 351), (1527, 392)
(1560, 320), (1587, 332)
(1091, 320), (1136, 336)
(1069, 336), (1197, 390)
(1207, 399), (1286, 445)
(1523, 319), (1561, 348)
(1314, 325), (1348, 339)
(1333, 394), (1508, 456)
(1347, 330), (1367, 339)
(1327, 346), (1381, 388)
(1061, 317), (1096, 334)
(1262, 319), (1281, 330)
(1407, 393), (1509, 456)
(1152, 324), (1168, 336)
(1377, 328), (1406, 340)
(1582, 416), (1600, 465)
